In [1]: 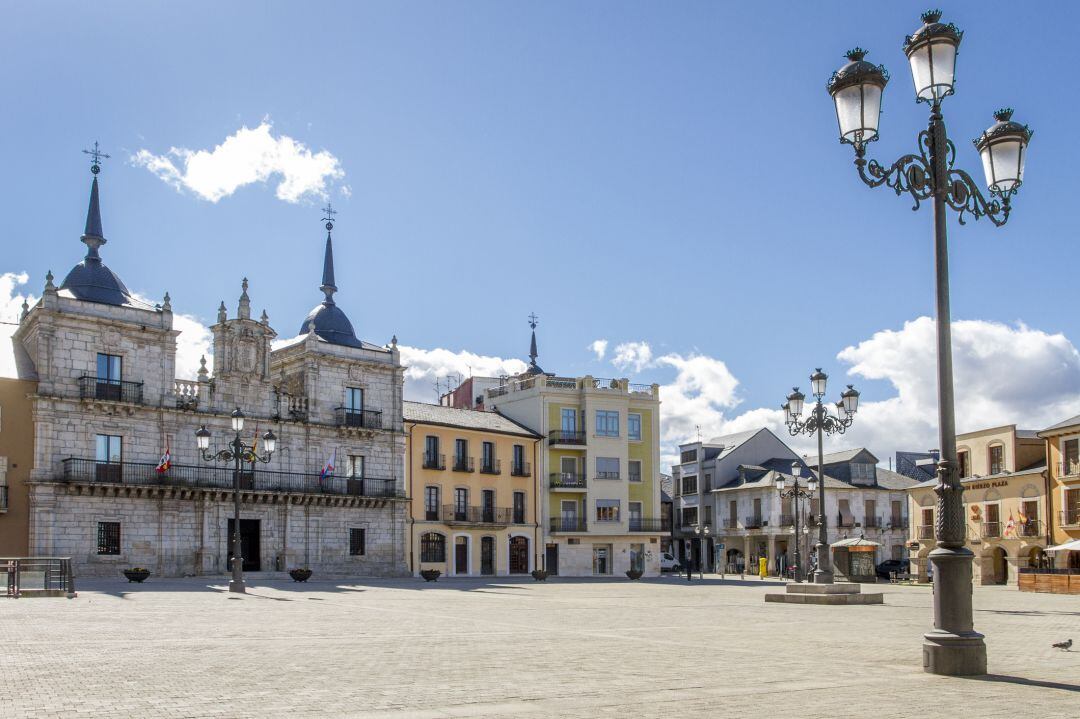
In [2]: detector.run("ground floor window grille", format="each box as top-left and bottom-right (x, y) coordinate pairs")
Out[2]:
(349, 528), (366, 556)
(421, 532), (446, 563)
(97, 521), (121, 555)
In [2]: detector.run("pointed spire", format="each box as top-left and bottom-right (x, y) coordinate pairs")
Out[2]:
(238, 278), (251, 320)
(526, 312), (544, 375)
(80, 141), (109, 258)
(320, 202), (338, 305)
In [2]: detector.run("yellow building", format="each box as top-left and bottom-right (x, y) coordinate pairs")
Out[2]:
(1037, 414), (1080, 570)
(0, 374), (37, 558)
(907, 424), (1049, 585)
(404, 401), (542, 577)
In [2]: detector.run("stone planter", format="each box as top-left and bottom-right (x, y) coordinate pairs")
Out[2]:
(122, 568), (150, 583)
(625, 569), (643, 580)
(289, 568), (312, 583)
(420, 569), (441, 582)
(530, 569), (548, 581)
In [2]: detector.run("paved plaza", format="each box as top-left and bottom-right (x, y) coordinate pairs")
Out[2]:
(2, 575), (1078, 718)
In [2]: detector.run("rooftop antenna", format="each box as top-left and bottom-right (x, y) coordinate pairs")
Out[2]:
(696, 425), (702, 442)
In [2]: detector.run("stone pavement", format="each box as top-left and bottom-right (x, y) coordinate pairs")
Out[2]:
(1, 574), (1077, 718)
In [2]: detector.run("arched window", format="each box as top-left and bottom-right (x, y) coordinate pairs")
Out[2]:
(420, 532), (446, 563)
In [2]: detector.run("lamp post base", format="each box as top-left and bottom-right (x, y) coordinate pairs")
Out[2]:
(923, 632), (986, 676)
(228, 579), (246, 594)
(811, 569), (833, 584)
(923, 545), (986, 675)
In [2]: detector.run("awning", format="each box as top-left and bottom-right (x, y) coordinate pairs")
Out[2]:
(1045, 539), (1080, 553)
(830, 536), (882, 549)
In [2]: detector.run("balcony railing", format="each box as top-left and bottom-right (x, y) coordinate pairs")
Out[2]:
(0, 485), (7, 511)
(77, 376), (144, 404)
(889, 516), (908, 529)
(479, 459), (501, 475)
(628, 518), (666, 532)
(549, 430), (586, 445)
(723, 518), (739, 529)
(863, 516), (882, 529)
(1016, 519), (1044, 537)
(441, 505), (512, 525)
(628, 472), (642, 483)
(549, 473), (587, 489)
(981, 521), (1002, 538)
(1057, 461), (1080, 478)
(334, 407), (384, 430)
(744, 516), (763, 529)
(60, 458), (403, 498)
(452, 456), (475, 473)
(510, 461), (531, 477)
(778, 514), (795, 527)
(1061, 509), (1080, 527)
(550, 517), (587, 533)
(422, 453), (446, 470)
(837, 517), (856, 528)
(918, 524), (934, 540)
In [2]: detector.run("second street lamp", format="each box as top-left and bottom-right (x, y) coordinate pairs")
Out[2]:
(783, 369), (858, 584)
(826, 10), (1032, 677)
(775, 462), (817, 582)
(196, 408), (277, 594)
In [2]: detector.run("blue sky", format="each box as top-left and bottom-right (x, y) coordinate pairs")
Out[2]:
(2, 2), (1077, 464)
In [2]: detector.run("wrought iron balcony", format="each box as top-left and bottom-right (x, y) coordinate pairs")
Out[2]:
(628, 518), (666, 532)
(837, 517), (857, 528)
(422, 453), (446, 470)
(452, 456), (475, 473)
(744, 516), (763, 529)
(981, 521), (1002, 538)
(77, 376), (144, 404)
(441, 505), (512, 526)
(60, 458), (403, 498)
(918, 524), (934, 540)
(334, 407), (383, 430)
(510, 461), (531, 477)
(1016, 519), (1044, 537)
(778, 514), (795, 527)
(549, 517), (587, 533)
(478, 459), (501, 475)
(549, 473), (586, 489)
(549, 430), (586, 445)
(863, 516), (883, 528)
(723, 518), (739, 529)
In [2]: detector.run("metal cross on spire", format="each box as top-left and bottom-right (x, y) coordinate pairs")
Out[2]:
(528, 312), (539, 330)
(82, 141), (110, 175)
(321, 201), (338, 231)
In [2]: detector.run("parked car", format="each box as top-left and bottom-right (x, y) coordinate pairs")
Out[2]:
(660, 552), (682, 572)
(875, 558), (910, 579)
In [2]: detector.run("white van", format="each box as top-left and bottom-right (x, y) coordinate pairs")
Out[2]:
(660, 552), (682, 572)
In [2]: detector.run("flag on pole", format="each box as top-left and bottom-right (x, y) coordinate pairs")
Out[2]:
(155, 441), (172, 474)
(320, 449), (336, 481)
(1004, 512), (1016, 537)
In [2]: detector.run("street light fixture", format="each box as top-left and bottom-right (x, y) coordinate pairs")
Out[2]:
(196, 408), (277, 594)
(693, 524), (711, 579)
(826, 10), (1031, 676)
(782, 368), (857, 585)
(775, 462), (816, 582)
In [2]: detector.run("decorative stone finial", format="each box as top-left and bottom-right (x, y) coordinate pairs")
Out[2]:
(217, 301), (227, 323)
(162, 291), (172, 312)
(391, 334), (398, 349)
(260, 309), (269, 325)
(45, 270), (55, 291)
(20, 298), (29, 321)
(237, 278), (251, 320)
(198, 355), (209, 381)
(308, 319), (317, 334)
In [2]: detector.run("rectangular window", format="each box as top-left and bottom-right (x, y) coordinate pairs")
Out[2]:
(1063, 439), (1080, 476)
(703, 473), (711, 492)
(864, 499), (876, 526)
(957, 450), (970, 478)
(703, 505), (713, 526)
(891, 500), (903, 526)
(596, 457), (620, 479)
(425, 486), (440, 520)
(561, 408), (577, 432)
(481, 441), (495, 472)
(347, 455), (364, 478)
(729, 500), (738, 525)
(628, 413), (642, 440)
(454, 488), (468, 517)
(680, 449), (697, 464)
(680, 506), (698, 527)
(681, 475), (697, 495)
(96, 434), (122, 463)
(989, 445), (1004, 475)
(96, 353), (122, 382)
(454, 439), (471, 471)
(628, 460), (642, 482)
(481, 489), (495, 522)
(629, 501), (643, 520)
(345, 387), (364, 411)
(595, 410), (620, 437)
(512, 444), (525, 474)
(513, 491), (526, 524)
(97, 521), (120, 555)
(420, 533), (445, 563)
(1064, 489), (1079, 525)
(596, 499), (620, 522)
(349, 528), (365, 556)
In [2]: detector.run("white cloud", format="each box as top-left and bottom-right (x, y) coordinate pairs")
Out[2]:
(0, 272), (35, 378)
(398, 345), (527, 403)
(588, 339), (608, 361)
(612, 341), (654, 373)
(133, 122), (345, 203)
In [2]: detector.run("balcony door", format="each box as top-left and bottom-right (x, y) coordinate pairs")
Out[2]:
(629, 501), (642, 531)
(480, 537), (495, 575)
(454, 536), (469, 575)
(95, 434), (123, 483)
(454, 488), (468, 521)
(481, 489), (495, 523)
(96, 353), (123, 400)
(561, 408), (577, 433)
(509, 536), (529, 574)
(560, 457), (577, 483)
(560, 500), (578, 531)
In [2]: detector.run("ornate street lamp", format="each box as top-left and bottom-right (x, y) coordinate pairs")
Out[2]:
(783, 369), (857, 585)
(827, 10), (1031, 677)
(693, 523), (711, 579)
(196, 408), (277, 593)
(776, 462), (818, 582)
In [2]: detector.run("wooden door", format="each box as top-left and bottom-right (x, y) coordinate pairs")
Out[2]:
(480, 537), (495, 575)
(509, 537), (528, 574)
(454, 537), (468, 575)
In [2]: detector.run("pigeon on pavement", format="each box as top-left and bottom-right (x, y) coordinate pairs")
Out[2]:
(1051, 639), (1072, 651)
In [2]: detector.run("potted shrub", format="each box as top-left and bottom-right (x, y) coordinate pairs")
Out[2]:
(289, 568), (312, 582)
(625, 568), (643, 580)
(122, 567), (150, 583)
(420, 569), (441, 582)
(531, 569), (548, 581)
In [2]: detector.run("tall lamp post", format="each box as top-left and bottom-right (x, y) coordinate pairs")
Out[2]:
(783, 369), (860, 584)
(826, 11), (1032, 676)
(196, 408), (277, 594)
(775, 462), (819, 582)
(693, 524), (710, 579)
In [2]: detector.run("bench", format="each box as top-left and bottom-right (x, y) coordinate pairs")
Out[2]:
(890, 571), (913, 584)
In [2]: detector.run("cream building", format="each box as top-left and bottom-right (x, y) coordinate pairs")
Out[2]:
(1037, 414), (1080, 571)
(907, 424), (1049, 585)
